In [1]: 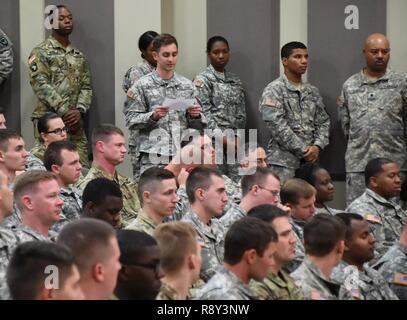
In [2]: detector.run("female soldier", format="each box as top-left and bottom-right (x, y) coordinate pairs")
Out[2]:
(122, 30), (158, 94)
(194, 36), (246, 182)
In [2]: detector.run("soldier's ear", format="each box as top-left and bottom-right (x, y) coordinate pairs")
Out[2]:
(38, 287), (54, 300)
(152, 51), (159, 62)
(245, 248), (257, 265)
(0, 150), (5, 163)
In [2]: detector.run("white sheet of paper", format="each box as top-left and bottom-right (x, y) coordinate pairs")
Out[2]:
(161, 98), (196, 111)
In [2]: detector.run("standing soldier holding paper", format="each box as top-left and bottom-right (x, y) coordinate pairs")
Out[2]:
(124, 33), (207, 181)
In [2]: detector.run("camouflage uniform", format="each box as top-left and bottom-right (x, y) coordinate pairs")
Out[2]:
(338, 69), (407, 204)
(196, 265), (257, 300)
(122, 59), (155, 94)
(28, 35), (92, 167)
(290, 257), (344, 300)
(346, 188), (406, 256)
(374, 242), (407, 300)
(283, 218), (305, 273)
(26, 147), (46, 171)
(125, 209), (158, 237)
(170, 174), (240, 222)
(194, 65), (246, 182)
(123, 70), (207, 181)
(315, 205), (342, 216)
(0, 227), (17, 275)
(51, 186), (82, 233)
(219, 203), (246, 231)
(0, 28), (13, 85)
(77, 164), (140, 228)
(250, 269), (304, 300)
(182, 209), (225, 282)
(259, 74), (330, 182)
(156, 282), (181, 300)
(332, 260), (398, 300)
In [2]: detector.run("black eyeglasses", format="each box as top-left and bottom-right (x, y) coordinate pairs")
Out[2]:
(257, 185), (280, 198)
(46, 127), (68, 135)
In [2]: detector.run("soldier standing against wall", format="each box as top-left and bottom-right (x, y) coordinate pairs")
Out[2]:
(338, 33), (407, 204)
(28, 5), (92, 168)
(259, 42), (330, 183)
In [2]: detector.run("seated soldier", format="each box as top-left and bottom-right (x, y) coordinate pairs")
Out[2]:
(44, 141), (82, 233)
(77, 124), (140, 228)
(115, 230), (163, 300)
(6, 241), (84, 300)
(26, 113), (68, 171)
(249, 204), (304, 300)
(290, 214), (348, 300)
(374, 216), (407, 300)
(347, 158), (406, 256)
(332, 213), (398, 300)
(220, 167), (281, 230)
(166, 132), (241, 220)
(196, 217), (277, 300)
(295, 162), (341, 215)
(155, 221), (202, 300)
(280, 178), (316, 272)
(57, 219), (121, 300)
(82, 177), (123, 229)
(126, 167), (178, 236)
(181, 167), (227, 282)
(0, 129), (28, 186)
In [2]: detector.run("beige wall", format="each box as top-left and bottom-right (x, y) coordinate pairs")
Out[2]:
(20, 0), (45, 148)
(387, 0), (407, 72)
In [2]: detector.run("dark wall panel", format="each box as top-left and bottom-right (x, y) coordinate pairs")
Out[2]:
(308, 0), (386, 178)
(0, 0), (20, 131)
(207, 0), (280, 147)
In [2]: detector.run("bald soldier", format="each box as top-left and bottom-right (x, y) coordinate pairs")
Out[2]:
(338, 33), (407, 204)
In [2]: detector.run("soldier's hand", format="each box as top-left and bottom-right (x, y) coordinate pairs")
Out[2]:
(177, 167), (190, 186)
(152, 106), (169, 121)
(303, 145), (320, 162)
(63, 109), (81, 126)
(187, 104), (202, 119)
(68, 122), (80, 134)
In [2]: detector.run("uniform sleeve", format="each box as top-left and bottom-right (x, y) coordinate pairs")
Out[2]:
(194, 75), (217, 130)
(76, 58), (92, 112)
(187, 84), (208, 130)
(259, 86), (307, 159)
(0, 30), (13, 85)
(312, 90), (330, 149)
(28, 48), (71, 117)
(401, 75), (407, 140)
(235, 88), (247, 129)
(338, 87), (350, 140)
(123, 82), (158, 130)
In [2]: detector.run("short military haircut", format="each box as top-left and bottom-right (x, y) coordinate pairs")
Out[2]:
(57, 219), (116, 274)
(137, 167), (175, 206)
(248, 204), (288, 224)
(154, 222), (198, 274)
(280, 178), (316, 205)
(206, 35), (229, 53)
(295, 162), (326, 186)
(82, 178), (123, 207)
(152, 33), (178, 52)
(335, 212), (365, 241)
(241, 167), (280, 197)
(116, 230), (158, 265)
(186, 167), (223, 204)
(37, 112), (61, 135)
(281, 41), (307, 59)
(91, 124), (124, 150)
(7, 241), (75, 300)
(0, 128), (23, 152)
(44, 140), (78, 171)
(13, 170), (57, 210)
(303, 214), (346, 257)
(364, 157), (396, 186)
(224, 216), (277, 265)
